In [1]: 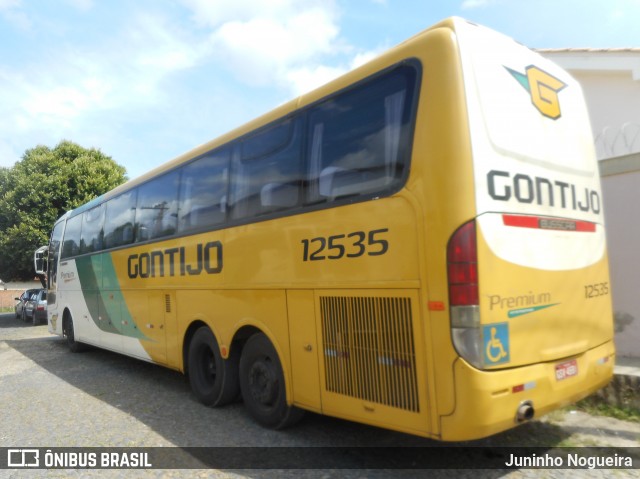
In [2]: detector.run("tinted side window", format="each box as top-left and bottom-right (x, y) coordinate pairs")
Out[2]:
(230, 118), (302, 220)
(104, 190), (137, 249)
(61, 214), (82, 259)
(79, 204), (105, 254)
(135, 171), (180, 243)
(306, 65), (417, 203)
(178, 149), (230, 233)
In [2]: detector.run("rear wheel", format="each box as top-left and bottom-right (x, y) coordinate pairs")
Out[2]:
(188, 326), (239, 407)
(62, 312), (85, 352)
(239, 333), (304, 429)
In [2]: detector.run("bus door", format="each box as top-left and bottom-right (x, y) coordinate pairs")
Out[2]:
(45, 220), (65, 334)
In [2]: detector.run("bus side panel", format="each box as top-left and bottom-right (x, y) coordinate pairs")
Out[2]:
(406, 26), (477, 427)
(175, 289), (292, 388)
(314, 289), (431, 436)
(287, 289), (322, 412)
(123, 290), (167, 364)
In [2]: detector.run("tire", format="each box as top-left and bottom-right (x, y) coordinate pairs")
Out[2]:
(188, 326), (239, 407)
(62, 312), (86, 352)
(239, 333), (304, 429)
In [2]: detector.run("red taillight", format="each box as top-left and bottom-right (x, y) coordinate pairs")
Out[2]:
(447, 221), (478, 307)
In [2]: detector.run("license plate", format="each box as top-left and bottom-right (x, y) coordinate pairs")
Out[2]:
(555, 359), (578, 381)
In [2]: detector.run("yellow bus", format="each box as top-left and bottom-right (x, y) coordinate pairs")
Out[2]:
(37, 17), (614, 441)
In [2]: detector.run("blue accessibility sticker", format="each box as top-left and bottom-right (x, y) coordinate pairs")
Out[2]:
(483, 323), (510, 365)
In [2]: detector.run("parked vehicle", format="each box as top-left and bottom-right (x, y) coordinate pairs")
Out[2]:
(15, 289), (39, 321)
(24, 289), (47, 325)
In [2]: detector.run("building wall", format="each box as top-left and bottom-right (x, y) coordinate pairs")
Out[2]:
(600, 155), (640, 357)
(573, 71), (640, 159)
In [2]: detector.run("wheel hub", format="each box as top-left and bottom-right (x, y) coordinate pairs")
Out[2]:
(249, 360), (277, 406)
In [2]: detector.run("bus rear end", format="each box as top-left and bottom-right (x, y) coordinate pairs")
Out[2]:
(441, 20), (614, 440)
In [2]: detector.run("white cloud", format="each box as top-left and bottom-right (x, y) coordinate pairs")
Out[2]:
(210, 7), (340, 85)
(0, 0), (30, 29)
(37, 13), (198, 111)
(0, 0), (20, 10)
(64, 0), (93, 11)
(284, 46), (386, 95)
(461, 0), (493, 9)
(350, 48), (385, 69)
(179, 0), (379, 96)
(285, 64), (347, 95)
(0, 9), (206, 167)
(0, 0), (390, 172)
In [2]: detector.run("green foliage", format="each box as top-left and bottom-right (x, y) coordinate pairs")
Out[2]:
(575, 398), (640, 422)
(0, 140), (127, 280)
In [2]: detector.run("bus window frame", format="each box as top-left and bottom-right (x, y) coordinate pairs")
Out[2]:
(57, 59), (422, 259)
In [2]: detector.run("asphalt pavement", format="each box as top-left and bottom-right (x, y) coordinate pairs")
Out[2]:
(1, 313), (638, 478)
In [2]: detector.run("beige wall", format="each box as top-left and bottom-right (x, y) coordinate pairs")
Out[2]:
(600, 155), (640, 357)
(573, 71), (640, 159)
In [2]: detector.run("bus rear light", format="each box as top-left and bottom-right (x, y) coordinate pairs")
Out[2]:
(448, 221), (477, 262)
(449, 284), (479, 306)
(447, 220), (479, 308)
(448, 262), (478, 283)
(448, 220), (483, 369)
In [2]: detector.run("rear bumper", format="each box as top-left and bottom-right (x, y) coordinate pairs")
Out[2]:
(440, 340), (615, 441)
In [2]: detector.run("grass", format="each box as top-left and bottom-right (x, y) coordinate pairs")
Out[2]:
(574, 399), (640, 423)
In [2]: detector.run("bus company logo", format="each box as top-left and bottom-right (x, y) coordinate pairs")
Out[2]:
(505, 65), (567, 120)
(8, 449), (40, 468)
(61, 271), (75, 283)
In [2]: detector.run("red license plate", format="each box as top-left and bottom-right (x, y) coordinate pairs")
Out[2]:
(555, 359), (578, 381)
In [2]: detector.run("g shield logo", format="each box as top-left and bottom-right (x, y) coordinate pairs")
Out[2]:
(505, 65), (567, 120)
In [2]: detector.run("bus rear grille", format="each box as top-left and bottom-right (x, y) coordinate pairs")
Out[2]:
(320, 296), (419, 413)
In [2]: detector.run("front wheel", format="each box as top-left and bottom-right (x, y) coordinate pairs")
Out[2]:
(188, 326), (239, 407)
(62, 312), (86, 352)
(239, 333), (304, 429)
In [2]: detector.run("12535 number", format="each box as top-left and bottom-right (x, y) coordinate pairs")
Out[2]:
(301, 228), (389, 261)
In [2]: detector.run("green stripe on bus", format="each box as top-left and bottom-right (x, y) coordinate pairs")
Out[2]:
(75, 254), (148, 340)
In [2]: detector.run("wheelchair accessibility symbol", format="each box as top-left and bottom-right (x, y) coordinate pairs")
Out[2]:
(483, 323), (510, 365)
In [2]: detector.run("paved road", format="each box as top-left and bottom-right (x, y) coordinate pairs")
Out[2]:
(0, 313), (637, 478)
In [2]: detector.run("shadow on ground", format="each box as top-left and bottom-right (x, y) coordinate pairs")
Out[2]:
(3, 312), (584, 478)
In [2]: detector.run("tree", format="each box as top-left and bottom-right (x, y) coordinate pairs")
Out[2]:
(0, 140), (127, 280)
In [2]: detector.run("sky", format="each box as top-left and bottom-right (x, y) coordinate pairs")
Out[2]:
(2, 0), (640, 180)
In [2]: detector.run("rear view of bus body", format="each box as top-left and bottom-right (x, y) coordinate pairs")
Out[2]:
(432, 19), (613, 440)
